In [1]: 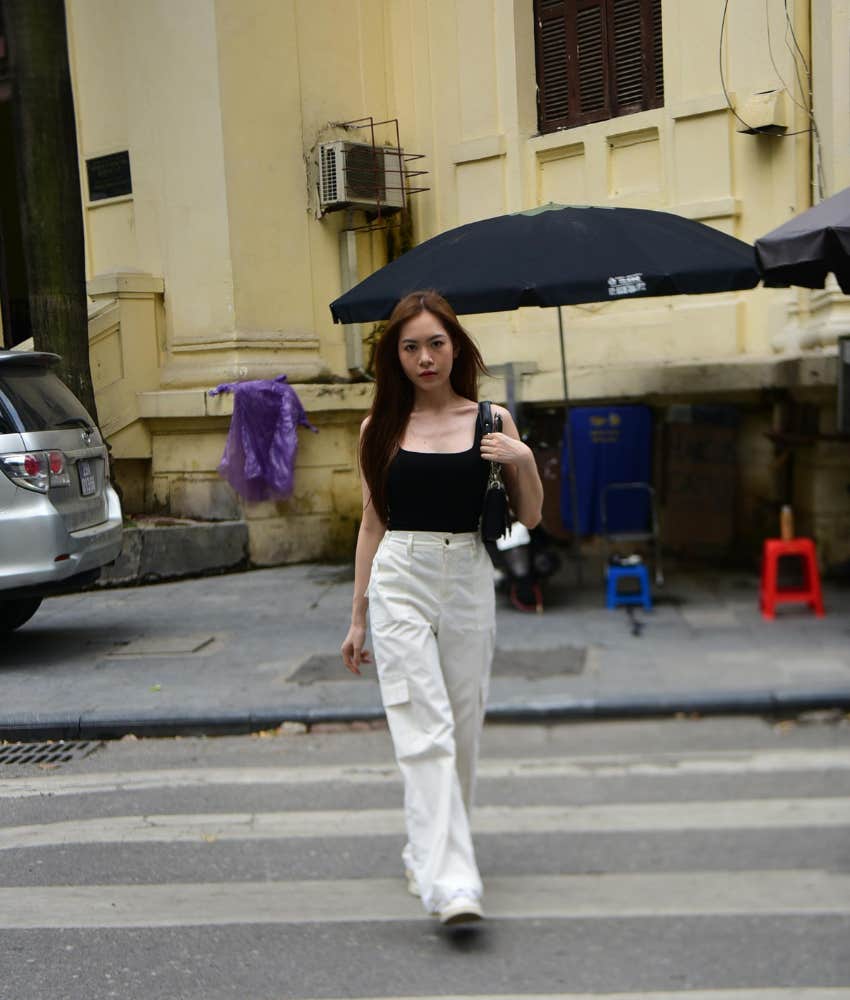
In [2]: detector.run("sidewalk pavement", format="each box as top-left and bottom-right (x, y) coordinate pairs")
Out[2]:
(2, 558), (849, 740)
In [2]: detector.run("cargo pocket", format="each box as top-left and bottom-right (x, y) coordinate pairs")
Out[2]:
(381, 677), (410, 709)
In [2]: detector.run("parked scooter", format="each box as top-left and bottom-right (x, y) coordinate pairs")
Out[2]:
(486, 523), (561, 613)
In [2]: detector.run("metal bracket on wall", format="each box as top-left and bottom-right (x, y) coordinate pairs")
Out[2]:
(331, 115), (429, 234)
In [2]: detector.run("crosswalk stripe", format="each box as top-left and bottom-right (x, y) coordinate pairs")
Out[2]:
(3, 747), (850, 800)
(2, 797), (848, 851)
(0, 871), (846, 928)
(293, 993), (850, 1000)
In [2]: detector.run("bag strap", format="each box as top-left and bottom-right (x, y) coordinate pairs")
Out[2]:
(477, 400), (502, 439)
(478, 401), (505, 492)
(477, 400), (492, 438)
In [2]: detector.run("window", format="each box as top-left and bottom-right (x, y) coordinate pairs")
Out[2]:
(0, 367), (95, 431)
(534, 0), (664, 133)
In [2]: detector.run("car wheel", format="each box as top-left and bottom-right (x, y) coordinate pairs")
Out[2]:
(0, 597), (43, 632)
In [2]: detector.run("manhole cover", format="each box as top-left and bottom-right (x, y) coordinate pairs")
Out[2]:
(0, 741), (104, 767)
(105, 635), (216, 657)
(288, 646), (586, 684)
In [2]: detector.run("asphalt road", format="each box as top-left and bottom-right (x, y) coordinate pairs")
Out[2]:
(1, 714), (849, 999)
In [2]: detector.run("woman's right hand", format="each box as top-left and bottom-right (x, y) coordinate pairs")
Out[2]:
(341, 623), (371, 675)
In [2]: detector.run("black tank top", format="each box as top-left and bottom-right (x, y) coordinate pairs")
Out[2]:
(387, 433), (489, 534)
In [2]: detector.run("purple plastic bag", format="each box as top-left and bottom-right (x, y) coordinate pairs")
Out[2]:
(209, 375), (316, 502)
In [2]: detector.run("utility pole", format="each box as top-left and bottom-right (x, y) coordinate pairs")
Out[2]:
(3, 0), (97, 420)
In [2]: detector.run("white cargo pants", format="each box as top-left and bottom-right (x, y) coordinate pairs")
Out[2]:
(368, 529), (496, 915)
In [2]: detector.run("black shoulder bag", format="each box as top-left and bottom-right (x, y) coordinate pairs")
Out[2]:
(477, 401), (511, 542)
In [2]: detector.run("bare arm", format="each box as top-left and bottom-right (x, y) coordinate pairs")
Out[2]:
(479, 406), (544, 529)
(341, 420), (386, 674)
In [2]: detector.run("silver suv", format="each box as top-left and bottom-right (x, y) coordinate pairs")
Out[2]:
(0, 351), (122, 631)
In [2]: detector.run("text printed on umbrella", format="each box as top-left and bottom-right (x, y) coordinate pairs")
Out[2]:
(608, 273), (647, 297)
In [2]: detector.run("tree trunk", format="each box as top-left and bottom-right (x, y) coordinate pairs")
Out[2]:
(3, 0), (97, 421)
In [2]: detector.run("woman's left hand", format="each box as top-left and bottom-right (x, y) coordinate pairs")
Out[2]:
(480, 433), (531, 466)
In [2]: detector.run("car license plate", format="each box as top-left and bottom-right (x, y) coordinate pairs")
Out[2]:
(78, 460), (97, 496)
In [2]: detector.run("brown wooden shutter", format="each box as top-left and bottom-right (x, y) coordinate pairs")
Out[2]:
(571, 0), (609, 123)
(608, 0), (663, 115)
(535, 0), (571, 131)
(610, 0), (644, 111)
(534, 0), (663, 133)
(651, 0), (664, 107)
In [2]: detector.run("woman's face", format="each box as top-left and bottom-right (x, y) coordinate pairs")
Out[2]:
(397, 310), (458, 391)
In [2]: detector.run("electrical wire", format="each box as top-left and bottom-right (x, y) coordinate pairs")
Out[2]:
(765, 0), (826, 199)
(784, 0), (810, 76)
(784, 12), (811, 107)
(783, 0), (826, 199)
(765, 0), (809, 115)
(719, 0), (812, 137)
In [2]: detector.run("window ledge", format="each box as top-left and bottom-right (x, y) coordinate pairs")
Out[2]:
(530, 106), (665, 153)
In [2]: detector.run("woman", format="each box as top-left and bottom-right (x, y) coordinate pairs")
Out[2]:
(341, 290), (543, 925)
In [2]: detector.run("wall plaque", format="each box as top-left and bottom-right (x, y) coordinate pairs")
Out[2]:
(86, 151), (132, 201)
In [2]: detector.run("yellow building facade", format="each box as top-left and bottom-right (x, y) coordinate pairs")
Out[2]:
(11, 0), (849, 567)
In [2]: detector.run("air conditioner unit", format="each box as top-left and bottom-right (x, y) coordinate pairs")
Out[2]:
(318, 140), (405, 213)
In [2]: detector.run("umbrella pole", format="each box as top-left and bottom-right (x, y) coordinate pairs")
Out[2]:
(558, 306), (583, 585)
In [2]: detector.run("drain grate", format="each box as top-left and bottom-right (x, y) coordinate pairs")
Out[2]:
(0, 740), (104, 767)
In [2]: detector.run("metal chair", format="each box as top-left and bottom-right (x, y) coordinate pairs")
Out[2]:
(600, 482), (663, 586)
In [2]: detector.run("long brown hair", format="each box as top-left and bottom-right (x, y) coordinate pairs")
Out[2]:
(360, 290), (487, 522)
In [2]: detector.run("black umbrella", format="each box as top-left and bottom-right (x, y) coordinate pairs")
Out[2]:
(330, 203), (759, 323)
(755, 186), (850, 293)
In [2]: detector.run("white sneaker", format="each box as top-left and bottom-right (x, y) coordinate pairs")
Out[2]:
(404, 868), (420, 898)
(437, 896), (483, 926)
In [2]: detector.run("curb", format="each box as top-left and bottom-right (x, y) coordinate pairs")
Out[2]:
(94, 520), (249, 588)
(2, 688), (850, 742)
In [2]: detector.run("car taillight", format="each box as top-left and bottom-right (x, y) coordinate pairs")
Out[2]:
(47, 451), (71, 487)
(0, 450), (70, 493)
(0, 452), (49, 493)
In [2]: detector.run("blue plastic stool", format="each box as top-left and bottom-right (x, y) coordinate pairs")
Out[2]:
(606, 563), (652, 610)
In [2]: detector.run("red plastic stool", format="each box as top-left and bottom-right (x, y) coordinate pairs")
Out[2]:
(760, 537), (825, 620)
